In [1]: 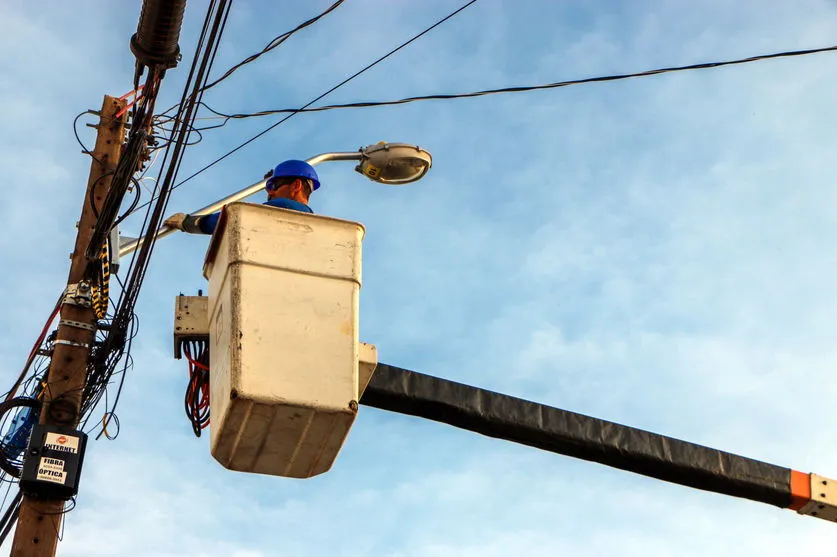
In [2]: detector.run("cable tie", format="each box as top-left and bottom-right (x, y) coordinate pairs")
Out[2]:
(54, 339), (90, 349)
(59, 320), (97, 332)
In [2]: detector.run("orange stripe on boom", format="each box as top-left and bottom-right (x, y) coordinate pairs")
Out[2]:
(789, 470), (811, 510)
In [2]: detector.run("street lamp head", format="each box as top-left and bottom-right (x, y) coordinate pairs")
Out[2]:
(355, 142), (432, 185)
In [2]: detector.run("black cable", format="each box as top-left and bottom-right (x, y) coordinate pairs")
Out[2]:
(152, 118), (205, 147)
(88, 46), (179, 262)
(37, 497), (76, 516)
(119, 0), (229, 296)
(89, 317), (135, 439)
(84, 0), (232, 429)
(156, 0), (346, 120)
(134, 0), (480, 211)
(197, 43), (837, 121)
(201, 0), (345, 93)
(72, 111), (107, 167)
(87, 173), (114, 219)
(0, 484), (15, 516)
(97, 412), (120, 441)
(0, 490), (21, 547)
(81, 318), (136, 428)
(85, 128), (148, 260)
(80, 228), (134, 426)
(100, 0), (223, 350)
(112, 177), (143, 229)
(88, 172), (142, 223)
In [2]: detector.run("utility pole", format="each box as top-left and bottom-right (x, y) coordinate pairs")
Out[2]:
(11, 95), (127, 557)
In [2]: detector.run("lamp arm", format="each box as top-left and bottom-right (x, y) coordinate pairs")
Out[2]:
(118, 151), (364, 258)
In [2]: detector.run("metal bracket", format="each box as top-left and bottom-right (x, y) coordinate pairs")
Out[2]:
(63, 282), (93, 308)
(358, 342), (378, 397)
(59, 319), (97, 332)
(798, 473), (837, 522)
(54, 339), (90, 350)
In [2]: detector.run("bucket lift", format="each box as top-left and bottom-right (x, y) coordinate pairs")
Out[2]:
(163, 147), (837, 525)
(176, 202), (377, 478)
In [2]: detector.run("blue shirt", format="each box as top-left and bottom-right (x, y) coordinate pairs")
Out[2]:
(199, 198), (313, 234)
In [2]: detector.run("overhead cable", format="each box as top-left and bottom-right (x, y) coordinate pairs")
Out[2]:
(201, 0), (345, 92)
(193, 43), (837, 124)
(86, 0), (232, 429)
(156, 0), (347, 119)
(146, 0), (481, 204)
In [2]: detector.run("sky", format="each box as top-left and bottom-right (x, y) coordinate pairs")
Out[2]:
(1, 0), (837, 555)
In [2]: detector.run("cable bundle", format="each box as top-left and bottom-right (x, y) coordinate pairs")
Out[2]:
(183, 340), (210, 436)
(91, 238), (111, 321)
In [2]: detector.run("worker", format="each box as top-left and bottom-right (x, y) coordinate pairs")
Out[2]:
(164, 159), (320, 234)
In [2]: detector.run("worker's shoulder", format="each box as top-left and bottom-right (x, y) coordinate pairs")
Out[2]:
(263, 198), (313, 213)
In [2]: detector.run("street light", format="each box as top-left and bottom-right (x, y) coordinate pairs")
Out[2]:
(118, 142), (432, 257)
(354, 142), (432, 185)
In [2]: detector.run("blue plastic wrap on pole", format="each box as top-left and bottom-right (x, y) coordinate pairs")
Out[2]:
(2, 406), (36, 461)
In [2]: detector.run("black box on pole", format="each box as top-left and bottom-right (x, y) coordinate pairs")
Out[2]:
(19, 424), (88, 500)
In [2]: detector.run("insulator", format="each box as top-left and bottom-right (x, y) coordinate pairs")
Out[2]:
(130, 0), (187, 69)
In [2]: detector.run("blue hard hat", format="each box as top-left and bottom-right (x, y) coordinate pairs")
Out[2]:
(265, 159), (320, 191)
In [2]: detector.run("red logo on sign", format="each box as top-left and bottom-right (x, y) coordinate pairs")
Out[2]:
(57, 436), (67, 444)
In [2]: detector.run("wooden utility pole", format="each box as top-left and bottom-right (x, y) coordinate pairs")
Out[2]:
(11, 95), (127, 557)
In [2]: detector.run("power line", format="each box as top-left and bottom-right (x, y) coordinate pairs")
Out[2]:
(156, 0), (347, 120)
(133, 0), (480, 212)
(201, 0), (345, 93)
(192, 43), (837, 124)
(87, 0), (233, 430)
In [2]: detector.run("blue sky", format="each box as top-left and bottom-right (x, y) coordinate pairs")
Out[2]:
(2, 0), (837, 555)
